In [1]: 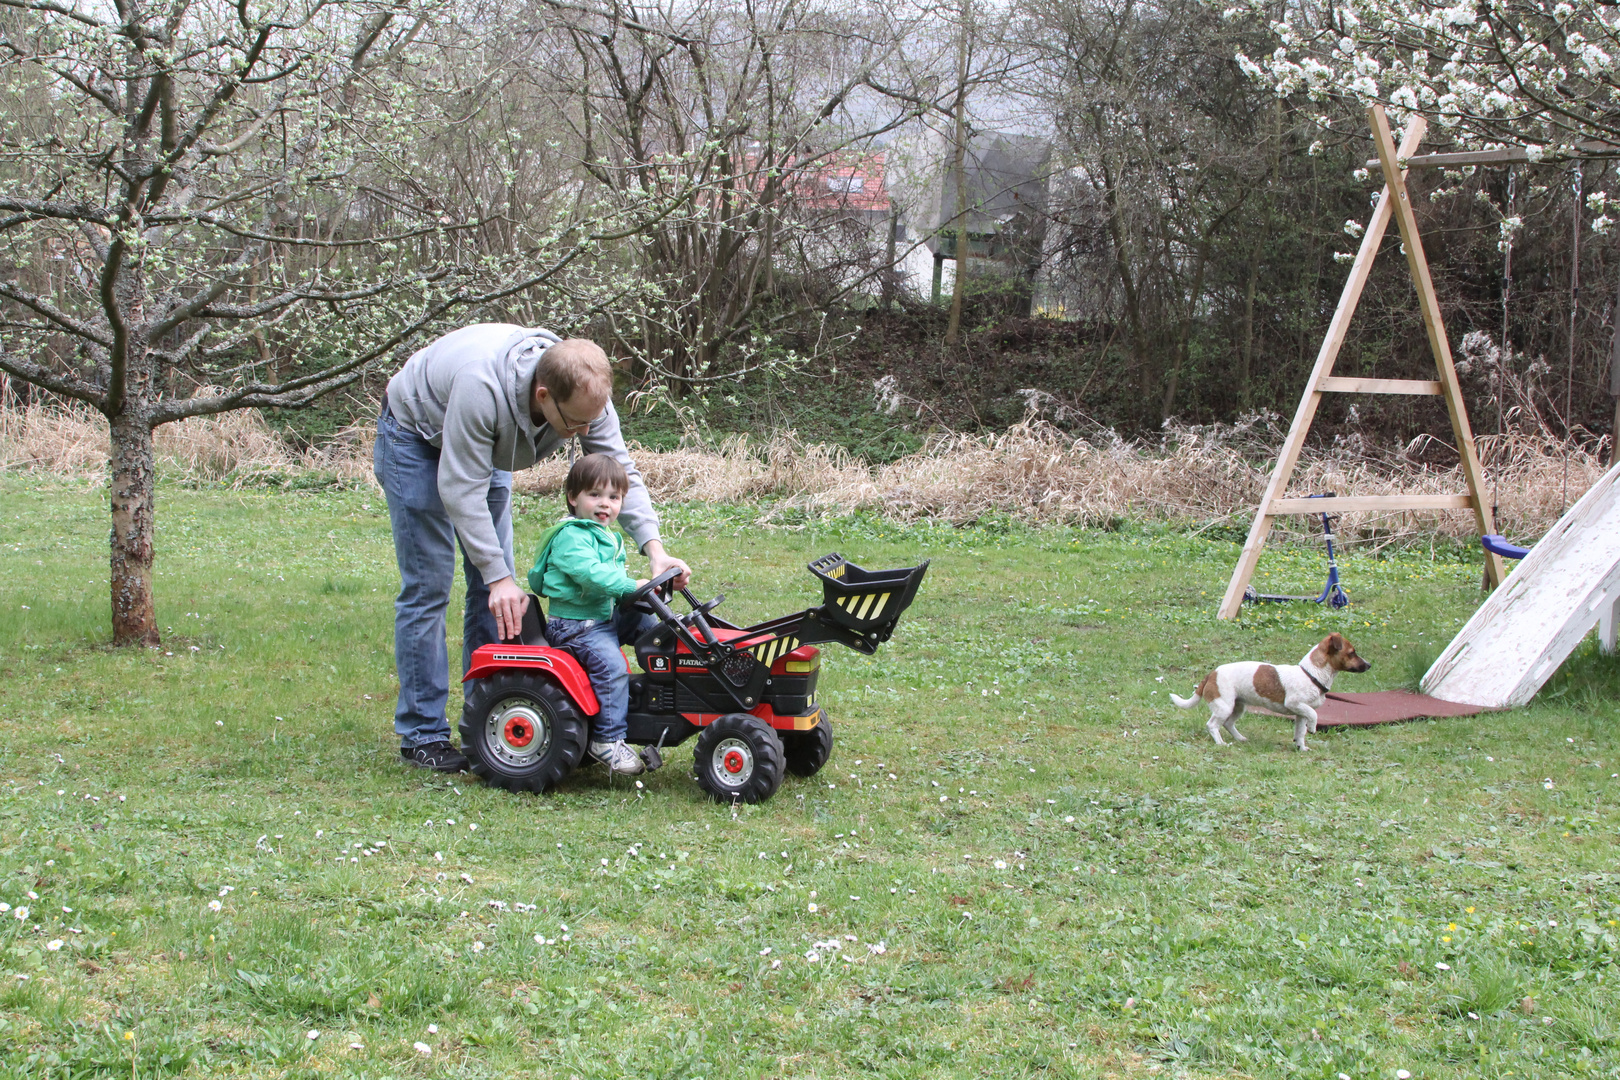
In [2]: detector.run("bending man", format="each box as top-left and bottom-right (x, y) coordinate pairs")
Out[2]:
(374, 326), (688, 772)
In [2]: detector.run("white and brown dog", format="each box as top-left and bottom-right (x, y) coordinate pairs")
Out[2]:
(1170, 633), (1371, 751)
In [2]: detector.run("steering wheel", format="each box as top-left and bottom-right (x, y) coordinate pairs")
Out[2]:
(628, 565), (683, 614)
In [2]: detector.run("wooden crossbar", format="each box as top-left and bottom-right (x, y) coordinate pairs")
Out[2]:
(1363, 141), (1620, 171)
(1318, 377), (1442, 395)
(1271, 494), (1474, 514)
(1363, 148), (1530, 169)
(1217, 107), (1505, 620)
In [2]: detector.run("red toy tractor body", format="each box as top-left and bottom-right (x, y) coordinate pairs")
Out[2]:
(458, 553), (928, 802)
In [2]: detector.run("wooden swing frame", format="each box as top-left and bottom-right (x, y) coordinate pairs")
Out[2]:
(1217, 105), (1507, 620)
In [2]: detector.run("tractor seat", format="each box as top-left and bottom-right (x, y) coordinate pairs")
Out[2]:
(516, 594), (548, 646)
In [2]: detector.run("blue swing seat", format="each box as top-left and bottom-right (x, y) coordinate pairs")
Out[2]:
(1481, 534), (1530, 560)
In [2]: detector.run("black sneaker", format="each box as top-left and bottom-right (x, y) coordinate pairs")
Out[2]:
(401, 741), (469, 772)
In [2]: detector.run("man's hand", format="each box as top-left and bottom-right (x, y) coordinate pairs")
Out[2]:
(643, 540), (691, 590)
(487, 576), (530, 642)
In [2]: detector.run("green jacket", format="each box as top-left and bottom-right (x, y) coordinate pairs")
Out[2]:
(527, 518), (639, 621)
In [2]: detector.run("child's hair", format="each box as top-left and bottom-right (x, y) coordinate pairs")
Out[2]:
(538, 338), (612, 403)
(565, 453), (629, 508)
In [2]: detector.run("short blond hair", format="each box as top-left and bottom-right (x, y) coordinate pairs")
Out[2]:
(537, 338), (612, 404)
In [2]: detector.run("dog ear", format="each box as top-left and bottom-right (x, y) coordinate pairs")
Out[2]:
(1325, 633), (1346, 653)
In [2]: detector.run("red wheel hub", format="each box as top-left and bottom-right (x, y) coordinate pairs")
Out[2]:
(722, 749), (746, 774)
(504, 717), (534, 748)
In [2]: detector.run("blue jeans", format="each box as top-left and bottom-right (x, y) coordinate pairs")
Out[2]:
(374, 409), (515, 748)
(547, 608), (654, 742)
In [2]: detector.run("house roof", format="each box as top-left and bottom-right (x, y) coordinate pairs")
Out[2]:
(938, 132), (1052, 230)
(797, 151), (891, 213)
(745, 148), (891, 213)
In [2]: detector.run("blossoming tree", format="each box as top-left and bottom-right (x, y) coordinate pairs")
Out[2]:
(0, 0), (659, 646)
(1228, 0), (1620, 165)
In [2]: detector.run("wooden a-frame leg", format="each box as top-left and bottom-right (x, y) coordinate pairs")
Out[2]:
(1368, 105), (1505, 590)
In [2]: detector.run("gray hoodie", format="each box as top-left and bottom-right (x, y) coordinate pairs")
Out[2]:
(385, 323), (660, 586)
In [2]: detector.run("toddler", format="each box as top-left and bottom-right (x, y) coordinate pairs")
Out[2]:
(528, 453), (658, 775)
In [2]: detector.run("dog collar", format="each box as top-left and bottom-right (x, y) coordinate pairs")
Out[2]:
(1299, 665), (1330, 694)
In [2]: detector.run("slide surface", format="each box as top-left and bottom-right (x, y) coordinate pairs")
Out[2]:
(1423, 460), (1620, 708)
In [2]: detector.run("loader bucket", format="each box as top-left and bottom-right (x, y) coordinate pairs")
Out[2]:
(807, 553), (929, 635)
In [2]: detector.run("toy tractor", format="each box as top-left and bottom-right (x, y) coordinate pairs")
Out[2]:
(458, 553), (929, 803)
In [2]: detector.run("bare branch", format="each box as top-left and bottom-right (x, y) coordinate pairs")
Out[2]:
(100, 236), (130, 416)
(148, 322), (212, 365)
(195, 94), (285, 156)
(0, 197), (113, 227)
(0, 281), (112, 344)
(0, 346), (107, 410)
(0, 0), (109, 30)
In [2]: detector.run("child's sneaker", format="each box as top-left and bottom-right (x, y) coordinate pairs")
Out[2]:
(589, 739), (646, 775)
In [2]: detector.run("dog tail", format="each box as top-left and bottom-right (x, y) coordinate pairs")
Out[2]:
(1170, 671), (1218, 708)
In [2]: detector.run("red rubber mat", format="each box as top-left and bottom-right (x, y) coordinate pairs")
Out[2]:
(1313, 690), (1493, 727)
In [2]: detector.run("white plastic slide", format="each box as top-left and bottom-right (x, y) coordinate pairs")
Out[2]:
(1424, 459), (1620, 708)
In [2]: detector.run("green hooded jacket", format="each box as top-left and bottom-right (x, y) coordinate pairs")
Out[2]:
(527, 517), (639, 621)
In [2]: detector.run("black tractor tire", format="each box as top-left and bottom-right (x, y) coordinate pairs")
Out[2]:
(693, 714), (786, 804)
(459, 673), (587, 793)
(781, 715), (834, 777)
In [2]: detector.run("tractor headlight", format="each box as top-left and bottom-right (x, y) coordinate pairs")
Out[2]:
(785, 656), (819, 673)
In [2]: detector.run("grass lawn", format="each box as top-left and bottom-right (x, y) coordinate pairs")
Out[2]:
(0, 477), (1616, 1080)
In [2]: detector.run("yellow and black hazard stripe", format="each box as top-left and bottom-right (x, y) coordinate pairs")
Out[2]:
(747, 635), (801, 666)
(833, 591), (892, 621)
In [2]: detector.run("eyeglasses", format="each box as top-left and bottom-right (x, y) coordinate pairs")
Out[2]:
(546, 396), (601, 434)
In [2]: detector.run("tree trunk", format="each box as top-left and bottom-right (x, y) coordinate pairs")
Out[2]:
(109, 413), (160, 646)
(1239, 241), (1260, 410)
(945, 0), (972, 345)
(1160, 242), (1209, 420)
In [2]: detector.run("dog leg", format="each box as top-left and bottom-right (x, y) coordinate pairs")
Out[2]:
(1205, 703), (1230, 746)
(1298, 703), (1319, 741)
(1224, 701), (1247, 742)
(1291, 705), (1319, 751)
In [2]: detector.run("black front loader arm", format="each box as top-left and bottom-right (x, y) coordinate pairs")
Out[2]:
(672, 554), (931, 669)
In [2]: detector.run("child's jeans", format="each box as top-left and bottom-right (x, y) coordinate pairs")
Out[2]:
(546, 607), (656, 742)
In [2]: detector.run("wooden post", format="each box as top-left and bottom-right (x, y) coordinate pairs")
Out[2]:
(1610, 270), (1620, 465)
(1368, 105), (1505, 589)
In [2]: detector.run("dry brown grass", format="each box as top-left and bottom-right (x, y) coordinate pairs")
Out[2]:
(0, 399), (374, 485)
(2, 398), (1607, 545)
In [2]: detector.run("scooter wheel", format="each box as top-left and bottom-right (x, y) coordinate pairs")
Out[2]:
(782, 713), (833, 777)
(693, 714), (785, 804)
(460, 673), (587, 793)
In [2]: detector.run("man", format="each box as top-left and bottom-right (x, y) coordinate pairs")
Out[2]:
(374, 325), (689, 772)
